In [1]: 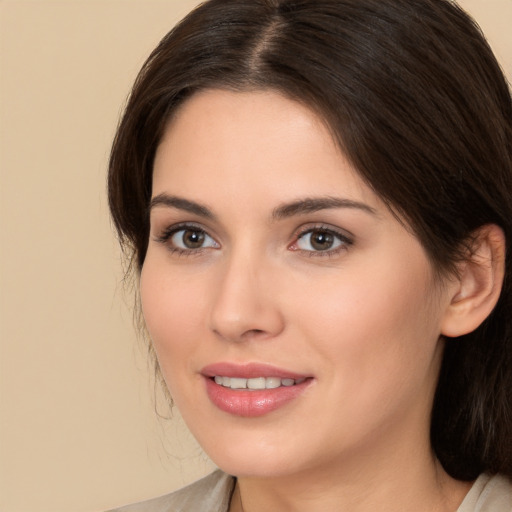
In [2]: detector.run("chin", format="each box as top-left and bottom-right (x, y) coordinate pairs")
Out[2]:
(189, 421), (319, 479)
(213, 452), (303, 479)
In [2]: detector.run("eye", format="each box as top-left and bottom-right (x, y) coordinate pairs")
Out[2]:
(170, 228), (218, 250)
(292, 226), (352, 254)
(154, 223), (219, 254)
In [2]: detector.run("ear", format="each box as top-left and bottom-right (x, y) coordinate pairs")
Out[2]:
(441, 224), (506, 337)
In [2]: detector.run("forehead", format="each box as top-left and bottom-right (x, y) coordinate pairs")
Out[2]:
(153, 89), (376, 207)
(160, 88), (331, 159)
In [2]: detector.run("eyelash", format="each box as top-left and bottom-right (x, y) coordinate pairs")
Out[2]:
(154, 223), (353, 258)
(154, 223), (216, 257)
(290, 224), (353, 258)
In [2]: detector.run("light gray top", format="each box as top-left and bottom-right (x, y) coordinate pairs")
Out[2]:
(108, 471), (234, 512)
(458, 473), (512, 512)
(108, 470), (511, 512)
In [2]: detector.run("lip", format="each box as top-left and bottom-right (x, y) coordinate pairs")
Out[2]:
(201, 362), (313, 417)
(201, 362), (309, 380)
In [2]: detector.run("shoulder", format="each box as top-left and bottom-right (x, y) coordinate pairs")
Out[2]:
(107, 470), (235, 512)
(457, 473), (512, 512)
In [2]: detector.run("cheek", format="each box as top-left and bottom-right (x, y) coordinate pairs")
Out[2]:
(289, 271), (441, 449)
(293, 253), (441, 390)
(139, 260), (208, 377)
(296, 253), (435, 334)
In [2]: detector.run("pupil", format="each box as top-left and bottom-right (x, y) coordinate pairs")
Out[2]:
(311, 231), (333, 251)
(183, 230), (205, 249)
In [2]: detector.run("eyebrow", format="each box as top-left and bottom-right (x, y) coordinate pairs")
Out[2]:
(272, 196), (377, 219)
(149, 194), (216, 219)
(149, 193), (377, 220)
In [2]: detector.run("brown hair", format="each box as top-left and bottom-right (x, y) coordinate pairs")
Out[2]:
(109, 0), (512, 480)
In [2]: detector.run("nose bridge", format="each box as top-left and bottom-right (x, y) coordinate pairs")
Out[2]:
(209, 244), (284, 342)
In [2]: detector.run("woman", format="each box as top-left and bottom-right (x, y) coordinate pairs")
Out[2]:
(108, 0), (512, 510)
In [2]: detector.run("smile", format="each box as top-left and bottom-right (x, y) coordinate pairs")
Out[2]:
(213, 376), (307, 390)
(201, 362), (313, 417)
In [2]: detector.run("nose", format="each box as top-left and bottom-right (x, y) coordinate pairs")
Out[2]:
(209, 252), (285, 343)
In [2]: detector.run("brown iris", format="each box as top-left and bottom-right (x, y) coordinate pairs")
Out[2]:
(309, 230), (335, 251)
(182, 229), (205, 249)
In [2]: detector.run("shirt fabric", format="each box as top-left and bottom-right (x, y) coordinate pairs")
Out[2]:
(108, 470), (512, 512)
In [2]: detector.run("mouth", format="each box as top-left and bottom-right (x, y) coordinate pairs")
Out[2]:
(212, 376), (307, 390)
(201, 363), (313, 417)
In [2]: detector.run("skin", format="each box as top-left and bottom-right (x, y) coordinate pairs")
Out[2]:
(141, 89), (473, 511)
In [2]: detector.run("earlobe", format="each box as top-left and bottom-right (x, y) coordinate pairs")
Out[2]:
(441, 224), (506, 338)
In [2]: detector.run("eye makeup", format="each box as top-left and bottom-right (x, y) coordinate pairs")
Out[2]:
(289, 223), (354, 259)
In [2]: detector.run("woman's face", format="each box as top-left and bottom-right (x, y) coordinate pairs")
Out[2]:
(141, 89), (452, 478)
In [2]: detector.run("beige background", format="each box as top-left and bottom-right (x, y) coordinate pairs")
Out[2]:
(0, 1), (510, 511)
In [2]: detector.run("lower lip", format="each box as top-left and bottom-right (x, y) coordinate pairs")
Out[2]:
(204, 377), (311, 417)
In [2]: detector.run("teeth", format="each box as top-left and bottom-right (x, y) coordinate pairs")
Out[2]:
(214, 376), (304, 390)
(247, 377), (266, 390)
(230, 377), (247, 389)
(265, 377), (281, 389)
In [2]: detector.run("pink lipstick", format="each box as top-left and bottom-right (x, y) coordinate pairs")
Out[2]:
(201, 363), (312, 417)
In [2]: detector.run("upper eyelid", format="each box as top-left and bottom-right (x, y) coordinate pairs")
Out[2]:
(294, 223), (354, 240)
(154, 223), (220, 255)
(290, 224), (354, 253)
(152, 221), (354, 249)
(153, 222), (213, 244)
(153, 220), (208, 235)
(149, 212), (205, 233)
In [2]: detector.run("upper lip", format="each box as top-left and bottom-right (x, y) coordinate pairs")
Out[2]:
(201, 362), (310, 380)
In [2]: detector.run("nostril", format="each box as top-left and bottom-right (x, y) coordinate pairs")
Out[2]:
(244, 329), (265, 337)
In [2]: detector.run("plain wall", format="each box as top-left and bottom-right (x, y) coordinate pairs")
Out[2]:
(0, 1), (510, 511)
